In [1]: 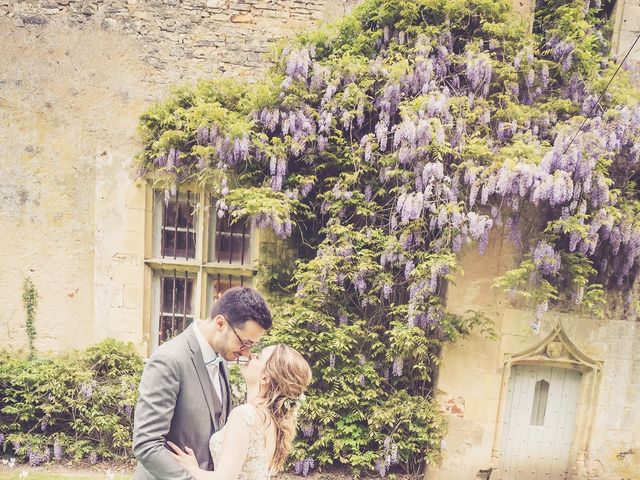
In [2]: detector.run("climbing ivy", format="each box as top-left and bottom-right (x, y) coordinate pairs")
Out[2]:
(22, 277), (38, 358)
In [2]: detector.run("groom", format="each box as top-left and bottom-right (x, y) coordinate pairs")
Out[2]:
(133, 287), (272, 479)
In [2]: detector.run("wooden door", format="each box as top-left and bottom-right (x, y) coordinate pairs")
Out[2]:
(499, 365), (581, 480)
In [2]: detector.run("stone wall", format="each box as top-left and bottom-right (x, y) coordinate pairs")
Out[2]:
(611, 0), (640, 62)
(2, 0), (357, 82)
(0, 0), (356, 353)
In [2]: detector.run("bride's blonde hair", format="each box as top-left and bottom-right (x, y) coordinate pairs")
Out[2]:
(260, 344), (312, 472)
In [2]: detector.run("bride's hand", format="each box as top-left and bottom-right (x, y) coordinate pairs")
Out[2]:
(167, 441), (201, 476)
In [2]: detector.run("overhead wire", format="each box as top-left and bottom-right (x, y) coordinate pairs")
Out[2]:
(561, 31), (640, 155)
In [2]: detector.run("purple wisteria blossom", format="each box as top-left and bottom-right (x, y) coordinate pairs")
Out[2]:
(397, 192), (424, 224)
(465, 54), (492, 90)
(80, 382), (94, 401)
(532, 300), (548, 334)
(321, 83), (337, 107)
(430, 262), (449, 292)
(53, 440), (63, 461)
(404, 260), (415, 280)
(392, 358), (403, 376)
(525, 69), (535, 87)
(285, 48), (311, 81)
(540, 64), (550, 89)
(259, 108), (280, 132)
(533, 241), (561, 276)
(294, 457), (315, 476)
(551, 40), (575, 71)
(301, 423), (315, 438)
(29, 448), (51, 467)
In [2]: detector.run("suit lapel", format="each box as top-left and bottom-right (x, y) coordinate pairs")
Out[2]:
(185, 326), (220, 431)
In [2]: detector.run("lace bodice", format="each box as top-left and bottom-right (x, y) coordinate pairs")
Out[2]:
(209, 404), (273, 480)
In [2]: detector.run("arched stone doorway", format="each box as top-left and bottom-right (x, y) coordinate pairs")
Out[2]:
(491, 323), (603, 480)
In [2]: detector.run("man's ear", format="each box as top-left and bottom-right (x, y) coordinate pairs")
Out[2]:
(213, 315), (225, 330)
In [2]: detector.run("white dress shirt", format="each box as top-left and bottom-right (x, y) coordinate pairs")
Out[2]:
(193, 321), (224, 402)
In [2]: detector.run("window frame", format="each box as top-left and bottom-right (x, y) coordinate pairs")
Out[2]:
(144, 184), (258, 353)
(151, 268), (197, 347)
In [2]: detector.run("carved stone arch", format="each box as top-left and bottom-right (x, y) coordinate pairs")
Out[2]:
(490, 322), (603, 479)
(507, 321), (602, 372)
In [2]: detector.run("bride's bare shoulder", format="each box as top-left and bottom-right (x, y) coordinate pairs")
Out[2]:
(228, 403), (259, 427)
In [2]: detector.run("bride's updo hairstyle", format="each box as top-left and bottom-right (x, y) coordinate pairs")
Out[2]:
(261, 344), (312, 472)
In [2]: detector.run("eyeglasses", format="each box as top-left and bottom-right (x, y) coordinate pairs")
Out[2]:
(225, 317), (254, 351)
(233, 343), (265, 365)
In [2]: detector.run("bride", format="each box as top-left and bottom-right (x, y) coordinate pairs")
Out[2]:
(168, 344), (312, 480)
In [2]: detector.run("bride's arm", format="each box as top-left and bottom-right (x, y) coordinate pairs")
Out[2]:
(168, 408), (252, 480)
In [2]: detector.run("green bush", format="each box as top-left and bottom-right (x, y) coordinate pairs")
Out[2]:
(0, 340), (143, 465)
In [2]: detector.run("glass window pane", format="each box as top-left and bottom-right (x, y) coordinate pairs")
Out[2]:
(217, 235), (251, 264)
(160, 315), (194, 343)
(530, 379), (549, 426)
(162, 230), (176, 258)
(209, 206), (251, 264)
(230, 218), (248, 234)
(206, 273), (252, 316)
(158, 271), (195, 344)
(178, 200), (193, 227)
(164, 195), (193, 230)
(162, 230), (197, 259)
(186, 232), (197, 259)
(158, 191), (198, 259)
(235, 235), (251, 263)
(165, 200), (177, 226)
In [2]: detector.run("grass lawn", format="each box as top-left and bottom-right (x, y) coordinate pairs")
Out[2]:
(0, 463), (133, 480)
(0, 463), (421, 479)
(0, 474), (130, 480)
(0, 470), (130, 479)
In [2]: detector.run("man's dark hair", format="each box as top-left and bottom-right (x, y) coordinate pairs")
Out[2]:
(210, 287), (272, 330)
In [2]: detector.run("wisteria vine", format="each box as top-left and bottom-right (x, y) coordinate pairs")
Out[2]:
(136, 0), (640, 475)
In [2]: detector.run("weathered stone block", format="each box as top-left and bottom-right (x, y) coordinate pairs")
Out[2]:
(230, 2), (252, 11)
(20, 14), (48, 25)
(123, 284), (143, 309)
(211, 12), (231, 20)
(231, 12), (252, 22)
(133, 10), (153, 20)
(622, 4), (640, 33)
(101, 18), (118, 30)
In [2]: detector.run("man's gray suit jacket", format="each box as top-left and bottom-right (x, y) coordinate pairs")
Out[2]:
(133, 324), (232, 479)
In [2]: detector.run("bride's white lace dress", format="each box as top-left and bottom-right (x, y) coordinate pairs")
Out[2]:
(209, 404), (273, 480)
